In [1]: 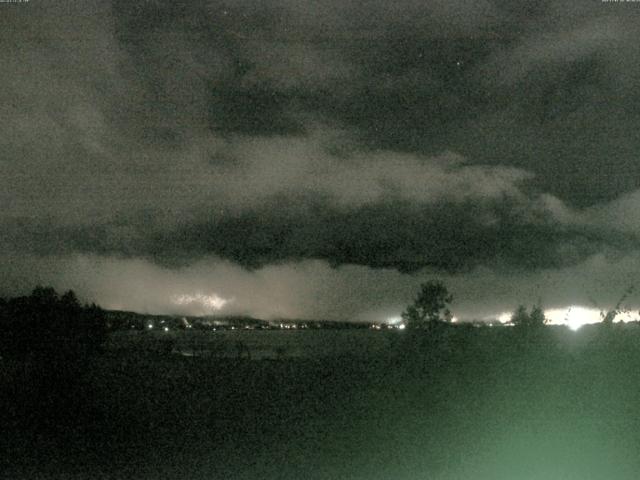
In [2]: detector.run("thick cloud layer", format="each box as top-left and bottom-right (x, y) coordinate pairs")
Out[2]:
(3, 1), (640, 317)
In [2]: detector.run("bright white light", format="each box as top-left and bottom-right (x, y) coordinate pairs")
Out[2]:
(387, 316), (402, 325)
(614, 310), (640, 323)
(545, 306), (600, 331)
(397, 324), (406, 330)
(490, 305), (640, 330)
(567, 307), (598, 331)
(163, 326), (169, 332)
(171, 292), (231, 313)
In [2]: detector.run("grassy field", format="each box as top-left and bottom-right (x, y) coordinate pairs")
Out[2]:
(106, 328), (402, 359)
(4, 325), (640, 479)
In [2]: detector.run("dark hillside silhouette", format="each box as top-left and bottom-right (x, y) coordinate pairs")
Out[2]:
(0, 287), (108, 434)
(0, 286), (107, 362)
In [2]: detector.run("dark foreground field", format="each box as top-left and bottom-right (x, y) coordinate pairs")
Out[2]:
(3, 325), (640, 480)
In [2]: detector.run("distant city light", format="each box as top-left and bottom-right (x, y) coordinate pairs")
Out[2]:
(397, 324), (406, 330)
(163, 326), (169, 332)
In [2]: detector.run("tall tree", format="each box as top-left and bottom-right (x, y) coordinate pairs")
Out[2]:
(402, 280), (453, 329)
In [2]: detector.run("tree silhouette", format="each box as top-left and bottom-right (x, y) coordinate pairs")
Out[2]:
(402, 280), (453, 329)
(511, 305), (529, 327)
(0, 287), (107, 361)
(510, 304), (547, 329)
(60, 289), (81, 310)
(0, 287), (108, 433)
(530, 305), (546, 326)
(601, 285), (634, 327)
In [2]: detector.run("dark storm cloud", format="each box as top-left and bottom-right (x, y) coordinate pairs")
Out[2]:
(3, 1), (640, 316)
(160, 196), (634, 273)
(4, 185), (638, 274)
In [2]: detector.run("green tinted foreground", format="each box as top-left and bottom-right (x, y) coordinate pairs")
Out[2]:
(3, 326), (640, 479)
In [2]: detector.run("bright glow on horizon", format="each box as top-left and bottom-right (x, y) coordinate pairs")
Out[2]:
(171, 292), (231, 313)
(497, 312), (512, 324)
(545, 306), (600, 331)
(387, 316), (402, 325)
(492, 305), (639, 330)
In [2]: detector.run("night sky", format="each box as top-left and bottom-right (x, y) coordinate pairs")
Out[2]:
(3, 1), (640, 321)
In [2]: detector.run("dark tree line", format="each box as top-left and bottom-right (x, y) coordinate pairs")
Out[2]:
(0, 286), (107, 362)
(403, 281), (550, 331)
(510, 304), (547, 330)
